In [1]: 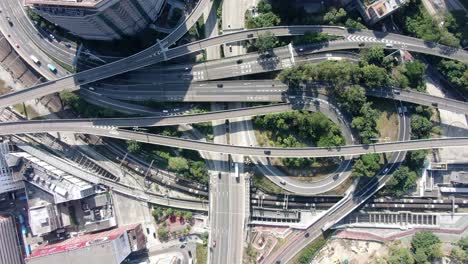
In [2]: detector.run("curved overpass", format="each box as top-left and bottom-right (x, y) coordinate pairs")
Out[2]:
(0, 122), (466, 157)
(1, 25), (467, 108)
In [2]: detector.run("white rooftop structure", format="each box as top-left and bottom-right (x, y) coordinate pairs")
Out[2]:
(0, 142), (24, 194)
(12, 152), (96, 203)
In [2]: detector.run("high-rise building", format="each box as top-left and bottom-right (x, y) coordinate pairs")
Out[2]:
(25, 0), (167, 40)
(0, 215), (24, 264)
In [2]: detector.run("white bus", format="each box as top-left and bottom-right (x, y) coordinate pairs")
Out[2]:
(29, 55), (40, 64)
(234, 163), (239, 179)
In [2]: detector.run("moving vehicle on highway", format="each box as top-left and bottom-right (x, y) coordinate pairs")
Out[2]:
(47, 64), (57, 73)
(30, 55), (40, 65)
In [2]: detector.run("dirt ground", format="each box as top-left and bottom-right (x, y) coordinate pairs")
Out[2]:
(313, 239), (388, 264)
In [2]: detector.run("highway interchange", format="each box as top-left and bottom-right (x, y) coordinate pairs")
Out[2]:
(0, 0), (467, 263)
(1, 24), (468, 108)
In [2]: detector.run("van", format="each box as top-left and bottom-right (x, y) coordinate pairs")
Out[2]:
(30, 55), (40, 65)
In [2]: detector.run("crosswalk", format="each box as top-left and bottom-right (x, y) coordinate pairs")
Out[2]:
(240, 63), (252, 74)
(346, 35), (404, 45)
(192, 70), (205, 81)
(92, 125), (117, 130)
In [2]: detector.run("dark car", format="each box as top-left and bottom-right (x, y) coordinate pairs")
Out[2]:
(236, 59), (243, 64)
(264, 150), (271, 155)
(358, 42), (365, 47)
(217, 83), (223, 88)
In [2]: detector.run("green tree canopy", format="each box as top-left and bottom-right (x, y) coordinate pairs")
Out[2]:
(386, 166), (418, 197)
(339, 85), (367, 115)
(411, 114), (433, 139)
(411, 232), (442, 263)
(127, 140), (142, 154)
(361, 64), (389, 87)
(157, 226), (169, 241)
(361, 46), (385, 66)
(323, 8), (347, 25)
(352, 153), (381, 177)
(404, 61), (426, 90)
(246, 12), (280, 28)
(388, 246), (415, 264)
(257, 0), (272, 13)
(255, 31), (279, 53)
(168, 157), (189, 172)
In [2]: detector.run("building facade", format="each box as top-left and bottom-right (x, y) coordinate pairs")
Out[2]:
(0, 215), (24, 264)
(0, 142), (24, 194)
(26, 0), (167, 40)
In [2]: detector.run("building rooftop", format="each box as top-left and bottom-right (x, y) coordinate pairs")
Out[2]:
(12, 152), (95, 203)
(27, 224), (140, 264)
(25, 0), (105, 8)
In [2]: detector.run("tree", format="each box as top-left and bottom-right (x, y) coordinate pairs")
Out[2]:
(278, 65), (304, 88)
(388, 246), (415, 264)
(166, 208), (174, 216)
(157, 226), (169, 241)
(361, 46), (385, 66)
(127, 140), (142, 154)
(438, 30), (459, 47)
(404, 61), (426, 90)
(257, 0), (272, 13)
(255, 31), (279, 53)
(413, 248), (428, 264)
(411, 232), (442, 262)
(184, 212), (193, 221)
(323, 8), (347, 25)
(386, 166), (417, 197)
(361, 64), (389, 87)
(352, 154), (381, 177)
(246, 12), (280, 28)
(352, 102), (380, 144)
(339, 85), (367, 115)
(406, 150), (427, 171)
(344, 18), (366, 30)
(189, 161), (208, 183)
(450, 247), (467, 263)
(168, 157), (189, 172)
(411, 114), (433, 139)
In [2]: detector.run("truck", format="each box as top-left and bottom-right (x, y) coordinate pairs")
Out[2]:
(47, 63), (57, 73)
(234, 163), (239, 179)
(30, 55), (40, 65)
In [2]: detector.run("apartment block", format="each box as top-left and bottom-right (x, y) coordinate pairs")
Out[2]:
(26, 0), (167, 40)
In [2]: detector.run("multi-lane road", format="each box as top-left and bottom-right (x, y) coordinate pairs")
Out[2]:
(0, 120), (466, 157)
(1, 25), (467, 108)
(89, 79), (468, 114)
